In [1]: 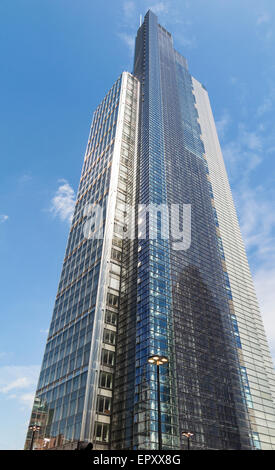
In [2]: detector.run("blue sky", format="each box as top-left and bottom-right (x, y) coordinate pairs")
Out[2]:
(0, 0), (275, 449)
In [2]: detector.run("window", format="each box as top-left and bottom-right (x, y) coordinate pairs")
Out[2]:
(101, 349), (115, 366)
(110, 263), (121, 277)
(112, 236), (122, 248)
(105, 310), (117, 326)
(97, 395), (111, 414)
(109, 276), (120, 291)
(99, 371), (113, 389)
(95, 422), (109, 442)
(107, 293), (119, 308)
(252, 432), (261, 450)
(111, 249), (122, 262)
(103, 329), (116, 345)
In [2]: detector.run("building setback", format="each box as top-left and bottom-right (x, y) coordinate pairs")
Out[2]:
(25, 10), (275, 450)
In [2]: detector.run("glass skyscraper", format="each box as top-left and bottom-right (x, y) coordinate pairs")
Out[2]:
(25, 10), (275, 451)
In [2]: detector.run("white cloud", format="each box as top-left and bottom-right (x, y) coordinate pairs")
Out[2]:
(257, 98), (272, 116)
(220, 114), (275, 363)
(0, 215), (8, 224)
(118, 1), (196, 54)
(1, 377), (31, 394)
(0, 365), (40, 409)
(40, 329), (49, 335)
(50, 180), (76, 223)
(118, 32), (135, 52)
(222, 125), (263, 183)
(221, 123), (273, 255)
(257, 88), (275, 117)
(239, 187), (275, 362)
(123, 0), (136, 19)
(229, 76), (238, 85)
(236, 186), (275, 363)
(256, 12), (273, 43)
(264, 29), (273, 42)
(118, 1), (138, 54)
(0, 366), (40, 393)
(237, 185), (275, 257)
(148, 2), (169, 15)
(19, 173), (32, 184)
(239, 125), (262, 151)
(257, 13), (271, 25)
(216, 110), (231, 140)
(19, 393), (36, 409)
(174, 31), (197, 49)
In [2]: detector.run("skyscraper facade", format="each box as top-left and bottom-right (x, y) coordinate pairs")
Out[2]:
(25, 10), (275, 450)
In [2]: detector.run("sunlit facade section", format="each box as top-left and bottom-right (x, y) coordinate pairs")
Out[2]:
(25, 72), (139, 450)
(193, 77), (275, 450)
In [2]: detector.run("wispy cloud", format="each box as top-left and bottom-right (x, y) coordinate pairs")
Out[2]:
(0, 365), (40, 409)
(236, 183), (275, 361)
(0, 215), (8, 224)
(118, 32), (135, 52)
(18, 393), (36, 408)
(222, 124), (263, 183)
(220, 113), (275, 362)
(229, 76), (238, 86)
(39, 329), (49, 335)
(147, 0), (196, 48)
(257, 12), (271, 25)
(1, 377), (31, 394)
(237, 185), (275, 258)
(118, 0), (196, 53)
(174, 31), (197, 49)
(256, 11), (273, 43)
(148, 2), (169, 15)
(18, 173), (32, 184)
(216, 110), (231, 140)
(49, 180), (76, 223)
(238, 124), (262, 151)
(257, 87), (275, 117)
(123, 0), (136, 19)
(117, 1), (138, 57)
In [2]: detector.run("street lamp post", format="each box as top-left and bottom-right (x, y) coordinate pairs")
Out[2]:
(147, 354), (169, 451)
(182, 431), (194, 450)
(29, 424), (41, 450)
